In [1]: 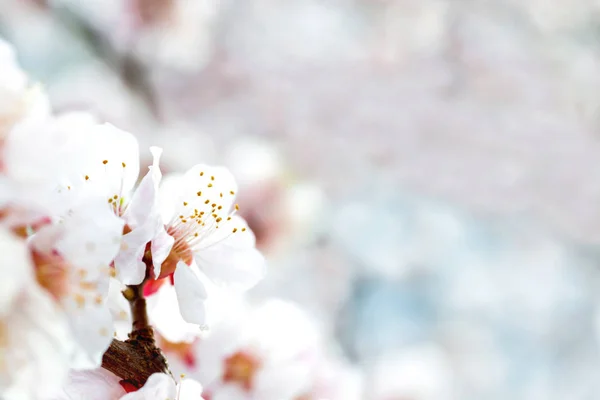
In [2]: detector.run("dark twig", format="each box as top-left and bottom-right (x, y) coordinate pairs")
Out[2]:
(101, 259), (171, 389)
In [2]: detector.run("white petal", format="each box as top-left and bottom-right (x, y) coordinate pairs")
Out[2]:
(147, 284), (203, 343)
(167, 164), (238, 225)
(77, 123), (140, 200)
(120, 373), (176, 400)
(178, 378), (205, 399)
(50, 368), (126, 400)
(174, 262), (208, 325)
(150, 226), (175, 278)
(125, 146), (163, 228)
(1, 284), (73, 398)
(64, 296), (115, 369)
(157, 173), (184, 225)
(113, 225), (154, 285)
(55, 199), (124, 279)
(107, 278), (132, 341)
(195, 217), (266, 291)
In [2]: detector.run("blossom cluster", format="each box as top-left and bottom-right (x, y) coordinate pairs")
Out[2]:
(0, 38), (361, 400)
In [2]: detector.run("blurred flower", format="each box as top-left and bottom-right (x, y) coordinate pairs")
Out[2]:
(30, 199), (124, 368)
(0, 226), (74, 399)
(0, 38), (30, 138)
(295, 353), (363, 400)
(164, 299), (321, 400)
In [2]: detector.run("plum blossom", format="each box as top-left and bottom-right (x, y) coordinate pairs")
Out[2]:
(30, 199), (124, 368)
(0, 226), (74, 399)
(163, 299), (321, 400)
(144, 165), (266, 325)
(44, 119), (168, 285)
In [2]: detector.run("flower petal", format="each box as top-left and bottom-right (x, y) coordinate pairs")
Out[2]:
(1, 284), (73, 399)
(166, 164), (238, 226)
(76, 123), (140, 201)
(195, 217), (266, 291)
(50, 368), (126, 400)
(113, 226), (153, 285)
(64, 295), (115, 369)
(120, 373), (176, 400)
(178, 378), (205, 399)
(125, 146), (163, 228)
(54, 198), (124, 281)
(147, 283), (204, 343)
(174, 261), (208, 325)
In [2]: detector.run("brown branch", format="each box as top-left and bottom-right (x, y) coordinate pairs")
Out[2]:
(123, 284), (150, 332)
(101, 260), (171, 390)
(101, 328), (171, 390)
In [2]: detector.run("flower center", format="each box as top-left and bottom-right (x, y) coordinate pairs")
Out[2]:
(157, 226), (195, 279)
(158, 334), (198, 369)
(222, 351), (261, 391)
(31, 248), (70, 301)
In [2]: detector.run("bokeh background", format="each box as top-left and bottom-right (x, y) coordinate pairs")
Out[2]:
(4, 0), (600, 398)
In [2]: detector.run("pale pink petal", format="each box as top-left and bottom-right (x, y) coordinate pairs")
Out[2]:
(120, 373), (176, 400)
(174, 261), (208, 325)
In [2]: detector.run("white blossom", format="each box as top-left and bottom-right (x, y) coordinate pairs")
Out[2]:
(30, 198), (124, 368)
(0, 226), (74, 399)
(169, 299), (321, 400)
(146, 165), (265, 326)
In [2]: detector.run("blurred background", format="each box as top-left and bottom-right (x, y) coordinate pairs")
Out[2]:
(4, 0), (600, 398)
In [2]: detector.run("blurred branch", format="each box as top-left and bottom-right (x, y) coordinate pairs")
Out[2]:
(48, 5), (162, 120)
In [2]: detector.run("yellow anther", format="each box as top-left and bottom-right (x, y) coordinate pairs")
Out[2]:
(232, 228), (238, 233)
(85, 175), (89, 180)
(183, 201), (188, 206)
(122, 162), (126, 167)
(208, 183), (213, 188)
(102, 160), (108, 165)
